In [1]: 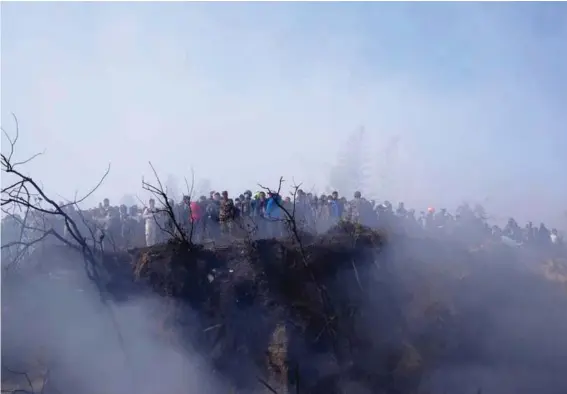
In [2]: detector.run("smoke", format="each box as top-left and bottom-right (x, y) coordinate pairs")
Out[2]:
(1, 251), (226, 394)
(119, 193), (137, 207)
(418, 262), (567, 394)
(382, 231), (567, 394)
(2, 206), (567, 393)
(165, 173), (181, 202)
(2, 2), (567, 392)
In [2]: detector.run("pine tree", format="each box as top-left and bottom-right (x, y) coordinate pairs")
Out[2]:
(119, 194), (136, 207)
(328, 126), (372, 198)
(165, 174), (180, 202)
(194, 178), (212, 199)
(374, 134), (402, 202)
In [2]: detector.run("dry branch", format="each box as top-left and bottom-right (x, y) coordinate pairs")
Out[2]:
(141, 161), (194, 247)
(258, 177), (338, 348)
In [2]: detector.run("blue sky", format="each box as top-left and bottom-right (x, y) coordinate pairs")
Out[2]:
(2, 2), (566, 226)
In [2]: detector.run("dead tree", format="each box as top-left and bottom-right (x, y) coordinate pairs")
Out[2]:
(1, 114), (110, 279)
(1, 114), (133, 389)
(1, 208), (59, 268)
(258, 177), (305, 248)
(141, 161), (194, 247)
(258, 177), (337, 344)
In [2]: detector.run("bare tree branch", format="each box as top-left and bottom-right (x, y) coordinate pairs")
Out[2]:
(141, 161), (193, 247)
(57, 163), (111, 209)
(256, 376), (279, 394)
(183, 168), (196, 244)
(2, 366), (34, 394)
(258, 177), (338, 346)
(1, 114), (134, 388)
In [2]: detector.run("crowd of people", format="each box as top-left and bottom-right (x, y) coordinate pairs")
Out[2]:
(2, 187), (563, 260)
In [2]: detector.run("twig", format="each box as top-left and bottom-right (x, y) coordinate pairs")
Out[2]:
(258, 177), (338, 348)
(256, 377), (279, 394)
(142, 161), (192, 247)
(351, 259), (364, 293)
(203, 323), (223, 333)
(1, 113), (132, 387)
(2, 366), (34, 394)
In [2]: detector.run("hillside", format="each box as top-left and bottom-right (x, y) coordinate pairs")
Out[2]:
(2, 223), (567, 394)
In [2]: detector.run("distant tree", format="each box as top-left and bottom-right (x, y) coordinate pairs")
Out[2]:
(164, 174), (180, 202)
(374, 134), (402, 201)
(328, 126), (372, 198)
(119, 193), (136, 207)
(195, 178), (212, 199)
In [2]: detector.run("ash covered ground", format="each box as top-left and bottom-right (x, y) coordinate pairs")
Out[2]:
(3, 222), (567, 394)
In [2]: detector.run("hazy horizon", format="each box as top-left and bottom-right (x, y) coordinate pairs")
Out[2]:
(2, 2), (566, 228)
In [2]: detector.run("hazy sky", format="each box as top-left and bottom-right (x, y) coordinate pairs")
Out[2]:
(2, 2), (566, 225)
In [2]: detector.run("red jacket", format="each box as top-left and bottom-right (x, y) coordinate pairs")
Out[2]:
(190, 201), (202, 222)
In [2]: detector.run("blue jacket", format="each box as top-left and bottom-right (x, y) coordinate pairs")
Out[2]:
(251, 198), (266, 217)
(328, 200), (340, 218)
(265, 195), (282, 220)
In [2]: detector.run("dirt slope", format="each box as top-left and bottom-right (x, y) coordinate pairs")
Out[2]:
(4, 223), (567, 394)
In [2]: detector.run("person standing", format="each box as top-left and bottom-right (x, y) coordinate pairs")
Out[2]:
(142, 199), (158, 247)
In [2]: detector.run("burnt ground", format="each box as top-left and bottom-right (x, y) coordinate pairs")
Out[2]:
(2, 222), (567, 394)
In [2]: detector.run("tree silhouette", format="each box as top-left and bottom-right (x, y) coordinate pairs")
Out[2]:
(164, 173), (180, 202)
(374, 134), (402, 201)
(195, 178), (212, 198)
(119, 193), (136, 207)
(328, 126), (372, 198)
